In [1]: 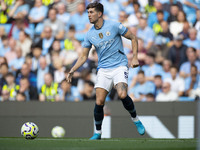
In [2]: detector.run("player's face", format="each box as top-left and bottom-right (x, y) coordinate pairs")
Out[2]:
(88, 8), (99, 24)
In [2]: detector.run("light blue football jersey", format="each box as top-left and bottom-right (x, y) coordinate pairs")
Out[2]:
(83, 20), (128, 69)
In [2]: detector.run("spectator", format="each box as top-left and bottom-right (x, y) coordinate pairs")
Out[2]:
(168, 34), (188, 69)
(103, 0), (121, 21)
(121, 0), (134, 15)
(9, 46), (25, 72)
(64, 25), (76, 51)
(67, 2), (90, 41)
(146, 93), (155, 102)
(147, 1), (169, 28)
(8, 18), (32, 40)
(0, 63), (9, 89)
(4, 38), (17, 64)
(0, 56), (8, 66)
(0, 0), (8, 23)
(129, 70), (154, 102)
(47, 40), (65, 64)
(0, 35), (10, 57)
(164, 66), (185, 97)
(64, 0), (84, 14)
(37, 57), (53, 92)
(137, 16), (155, 50)
(157, 21), (173, 46)
(184, 64), (200, 99)
(56, 2), (70, 25)
(161, 59), (172, 80)
(167, 3), (180, 23)
(15, 63), (37, 88)
(38, 26), (55, 55)
(8, 0), (30, 21)
(16, 30), (32, 57)
(153, 74), (163, 97)
(169, 10), (186, 37)
(127, 10), (141, 27)
(179, 21), (190, 40)
(156, 82), (178, 101)
(1, 72), (19, 101)
(28, 0), (48, 24)
(58, 79), (82, 101)
(43, 8), (65, 40)
(39, 73), (59, 102)
(16, 92), (26, 101)
(141, 52), (163, 81)
(31, 45), (42, 72)
(53, 58), (65, 84)
(194, 10), (200, 40)
(183, 28), (200, 57)
(119, 11), (129, 27)
(18, 77), (38, 101)
(149, 36), (170, 64)
(163, 0), (183, 13)
(80, 80), (95, 101)
(152, 10), (165, 34)
(178, 0), (200, 24)
(179, 47), (200, 78)
(0, 27), (6, 48)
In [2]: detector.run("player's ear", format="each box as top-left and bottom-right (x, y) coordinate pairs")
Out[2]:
(98, 11), (102, 18)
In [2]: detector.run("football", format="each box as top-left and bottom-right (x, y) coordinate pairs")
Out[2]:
(21, 122), (39, 139)
(51, 126), (65, 138)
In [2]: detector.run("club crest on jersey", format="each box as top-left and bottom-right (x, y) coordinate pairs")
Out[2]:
(99, 33), (103, 39)
(106, 31), (111, 36)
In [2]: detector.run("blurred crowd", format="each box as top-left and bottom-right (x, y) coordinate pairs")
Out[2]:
(0, 0), (200, 102)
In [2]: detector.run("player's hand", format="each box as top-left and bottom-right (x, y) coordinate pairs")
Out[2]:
(66, 70), (74, 83)
(130, 58), (139, 68)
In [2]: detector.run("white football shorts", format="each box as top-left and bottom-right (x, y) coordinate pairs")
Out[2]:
(95, 66), (129, 92)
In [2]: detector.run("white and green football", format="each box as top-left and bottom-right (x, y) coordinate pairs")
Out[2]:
(21, 122), (39, 139)
(51, 126), (65, 138)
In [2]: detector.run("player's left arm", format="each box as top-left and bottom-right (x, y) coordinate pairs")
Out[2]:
(123, 29), (139, 68)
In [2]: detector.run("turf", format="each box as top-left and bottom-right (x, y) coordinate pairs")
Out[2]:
(0, 138), (197, 150)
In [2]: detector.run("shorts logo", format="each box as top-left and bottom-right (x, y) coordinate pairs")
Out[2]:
(124, 72), (128, 79)
(99, 33), (103, 39)
(106, 31), (110, 36)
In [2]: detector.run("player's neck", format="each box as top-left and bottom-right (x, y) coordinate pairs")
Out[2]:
(94, 18), (104, 30)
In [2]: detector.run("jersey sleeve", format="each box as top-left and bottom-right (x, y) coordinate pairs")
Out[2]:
(116, 22), (128, 36)
(82, 32), (92, 48)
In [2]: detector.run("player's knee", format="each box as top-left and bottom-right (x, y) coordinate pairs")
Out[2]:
(118, 91), (127, 100)
(96, 99), (105, 105)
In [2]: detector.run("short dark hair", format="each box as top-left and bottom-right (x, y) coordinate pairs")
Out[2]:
(86, 2), (104, 14)
(138, 70), (145, 75)
(191, 64), (197, 70)
(156, 10), (164, 15)
(188, 47), (197, 53)
(146, 52), (155, 59)
(85, 80), (95, 87)
(6, 72), (14, 77)
(154, 75), (162, 79)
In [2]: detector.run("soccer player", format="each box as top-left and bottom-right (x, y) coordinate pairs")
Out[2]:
(66, 1), (145, 140)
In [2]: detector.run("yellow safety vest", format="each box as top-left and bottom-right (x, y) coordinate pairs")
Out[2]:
(0, 12), (7, 23)
(145, 5), (156, 14)
(42, 0), (54, 6)
(4, 0), (15, 6)
(64, 39), (75, 51)
(41, 83), (58, 102)
(2, 84), (20, 101)
(153, 23), (163, 34)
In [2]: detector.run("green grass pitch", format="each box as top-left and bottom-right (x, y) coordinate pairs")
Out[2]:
(0, 138), (197, 150)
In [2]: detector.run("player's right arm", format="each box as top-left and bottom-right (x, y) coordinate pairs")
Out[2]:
(66, 47), (90, 82)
